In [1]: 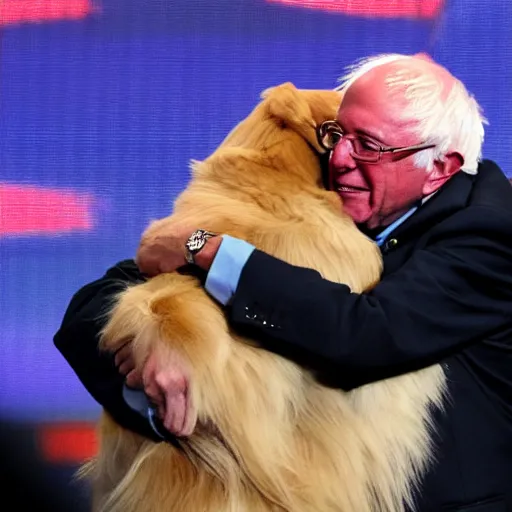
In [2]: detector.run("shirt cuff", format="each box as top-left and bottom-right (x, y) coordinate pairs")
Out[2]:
(122, 385), (168, 440)
(205, 235), (256, 305)
(122, 385), (150, 417)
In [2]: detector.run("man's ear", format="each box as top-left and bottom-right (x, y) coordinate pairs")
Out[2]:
(422, 152), (464, 195)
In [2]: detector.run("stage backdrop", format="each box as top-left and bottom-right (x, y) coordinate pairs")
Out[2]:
(0, 0), (511, 499)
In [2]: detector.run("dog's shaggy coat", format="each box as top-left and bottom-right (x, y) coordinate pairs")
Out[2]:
(84, 83), (446, 512)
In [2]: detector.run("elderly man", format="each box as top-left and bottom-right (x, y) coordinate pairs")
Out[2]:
(55, 53), (512, 510)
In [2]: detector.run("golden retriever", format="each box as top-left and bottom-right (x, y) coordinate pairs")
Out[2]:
(83, 83), (446, 512)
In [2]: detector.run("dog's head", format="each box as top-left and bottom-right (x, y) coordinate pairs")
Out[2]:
(195, 82), (342, 189)
(260, 82), (343, 154)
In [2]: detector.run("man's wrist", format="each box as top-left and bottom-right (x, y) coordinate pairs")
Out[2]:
(193, 235), (223, 271)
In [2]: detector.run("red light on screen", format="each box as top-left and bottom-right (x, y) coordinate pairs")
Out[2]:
(267, 0), (444, 18)
(39, 422), (97, 464)
(0, 183), (95, 237)
(0, 0), (94, 26)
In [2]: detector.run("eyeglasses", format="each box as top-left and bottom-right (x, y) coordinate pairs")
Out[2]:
(317, 120), (436, 163)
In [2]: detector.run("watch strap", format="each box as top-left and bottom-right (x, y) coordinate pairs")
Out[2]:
(185, 229), (218, 265)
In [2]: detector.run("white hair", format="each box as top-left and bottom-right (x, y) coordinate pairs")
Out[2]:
(335, 53), (487, 174)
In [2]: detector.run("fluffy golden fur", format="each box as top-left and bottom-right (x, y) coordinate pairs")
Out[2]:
(83, 83), (446, 512)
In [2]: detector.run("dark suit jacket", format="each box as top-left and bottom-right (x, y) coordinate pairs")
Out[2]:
(55, 159), (512, 511)
(230, 159), (512, 511)
(54, 261), (162, 441)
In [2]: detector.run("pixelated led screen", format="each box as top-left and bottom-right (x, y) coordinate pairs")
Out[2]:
(1, 0), (511, 461)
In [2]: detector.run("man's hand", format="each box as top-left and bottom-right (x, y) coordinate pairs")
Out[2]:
(116, 342), (196, 437)
(115, 342), (143, 389)
(136, 219), (190, 277)
(135, 219), (222, 276)
(142, 349), (197, 437)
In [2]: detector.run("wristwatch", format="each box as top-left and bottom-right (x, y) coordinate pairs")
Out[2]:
(184, 229), (218, 265)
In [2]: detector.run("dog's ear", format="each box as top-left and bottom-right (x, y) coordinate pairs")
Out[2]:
(261, 82), (342, 153)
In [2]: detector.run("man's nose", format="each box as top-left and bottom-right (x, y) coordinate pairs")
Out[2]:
(329, 138), (357, 171)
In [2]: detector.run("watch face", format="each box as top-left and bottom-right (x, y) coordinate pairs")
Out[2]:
(187, 230), (207, 253)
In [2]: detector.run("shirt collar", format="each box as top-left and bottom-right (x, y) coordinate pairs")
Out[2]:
(374, 191), (438, 247)
(374, 206), (418, 247)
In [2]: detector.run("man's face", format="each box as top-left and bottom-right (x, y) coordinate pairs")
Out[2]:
(329, 71), (431, 230)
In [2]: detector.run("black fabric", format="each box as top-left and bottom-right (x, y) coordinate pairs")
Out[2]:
(230, 160), (512, 510)
(53, 260), (163, 442)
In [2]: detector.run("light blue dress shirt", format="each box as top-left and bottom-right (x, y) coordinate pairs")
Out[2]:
(204, 235), (256, 305)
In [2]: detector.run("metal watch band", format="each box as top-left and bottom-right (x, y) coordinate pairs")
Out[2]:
(184, 229), (217, 265)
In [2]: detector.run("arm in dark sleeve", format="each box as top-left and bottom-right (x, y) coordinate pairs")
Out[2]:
(53, 260), (162, 441)
(229, 209), (512, 389)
